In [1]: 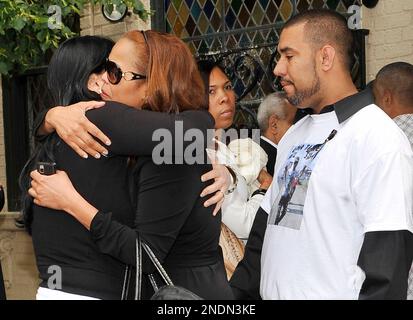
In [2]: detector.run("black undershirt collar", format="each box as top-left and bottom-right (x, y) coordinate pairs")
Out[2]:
(296, 87), (375, 124)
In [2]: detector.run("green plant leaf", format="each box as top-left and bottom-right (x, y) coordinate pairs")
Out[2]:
(12, 17), (26, 31)
(0, 0), (153, 76)
(0, 61), (12, 75)
(36, 30), (46, 42)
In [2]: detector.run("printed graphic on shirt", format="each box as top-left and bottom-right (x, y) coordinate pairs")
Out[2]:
(268, 143), (325, 229)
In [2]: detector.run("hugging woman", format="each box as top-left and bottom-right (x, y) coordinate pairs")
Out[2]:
(22, 31), (233, 300)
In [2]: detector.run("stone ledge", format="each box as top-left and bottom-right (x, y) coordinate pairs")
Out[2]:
(0, 212), (38, 300)
(0, 213), (25, 232)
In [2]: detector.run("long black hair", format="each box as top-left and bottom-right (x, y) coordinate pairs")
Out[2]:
(19, 36), (114, 233)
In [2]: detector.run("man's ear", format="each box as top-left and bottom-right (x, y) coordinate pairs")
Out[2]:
(373, 84), (390, 110)
(319, 45), (336, 71)
(376, 89), (395, 118)
(269, 114), (278, 133)
(382, 89), (393, 106)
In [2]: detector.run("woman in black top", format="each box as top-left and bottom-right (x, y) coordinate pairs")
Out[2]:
(27, 31), (233, 299)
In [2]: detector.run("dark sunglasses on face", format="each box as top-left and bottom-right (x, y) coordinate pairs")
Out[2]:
(104, 59), (146, 85)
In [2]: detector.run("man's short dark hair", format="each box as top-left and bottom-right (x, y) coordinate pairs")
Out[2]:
(282, 9), (354, 70)
(374, 62), (413, 107)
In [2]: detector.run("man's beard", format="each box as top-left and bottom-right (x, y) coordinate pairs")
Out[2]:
(286, 66), (321, 107)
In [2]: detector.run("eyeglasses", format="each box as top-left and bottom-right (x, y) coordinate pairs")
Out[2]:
(104, 59), (146, 85)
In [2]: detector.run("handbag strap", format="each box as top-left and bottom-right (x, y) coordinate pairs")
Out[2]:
(132, 237), (174, 299)
(140, 241), (174, 286)
(121, 235), (142, 300)
(121, 265), (131, 300)
(135, 234), (143, 300)
(123, 235), (174, 300)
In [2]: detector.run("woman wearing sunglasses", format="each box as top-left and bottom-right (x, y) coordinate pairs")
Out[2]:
(26, 31), (234, 300)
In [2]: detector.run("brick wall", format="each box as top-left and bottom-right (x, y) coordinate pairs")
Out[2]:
(0, 214), (39, 300)
(80, 1), (151, 41)
(0, 78), (37, 298)
(362, 0), (413, 81)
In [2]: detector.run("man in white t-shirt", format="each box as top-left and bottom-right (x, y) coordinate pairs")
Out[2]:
(230, 9), (413, 300)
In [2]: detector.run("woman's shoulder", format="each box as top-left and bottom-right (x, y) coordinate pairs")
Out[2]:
(86, 102), (214, 127)
(86, 100), (132, 116)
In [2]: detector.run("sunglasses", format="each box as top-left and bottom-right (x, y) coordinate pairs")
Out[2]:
(105, 59), (146, 85)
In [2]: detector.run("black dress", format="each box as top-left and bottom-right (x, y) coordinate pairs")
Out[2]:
(91, 158), (234, 300)
(31, 102), (224, 299)
(89, 109), (234, 300)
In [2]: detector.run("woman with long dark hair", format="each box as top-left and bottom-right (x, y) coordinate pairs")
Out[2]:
(20, 36), (113, 234)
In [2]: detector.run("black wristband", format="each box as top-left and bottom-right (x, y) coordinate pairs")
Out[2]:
(251, 188), (267, 197)
(225, 166), (237, 183)
(225, 165), (237, 194)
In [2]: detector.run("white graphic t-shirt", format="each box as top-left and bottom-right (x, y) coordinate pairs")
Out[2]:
(260, 104), (413, 300)
(268, 138), (334, 229)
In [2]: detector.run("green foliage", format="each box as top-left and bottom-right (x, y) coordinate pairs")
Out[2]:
(0, 0), (151, 76)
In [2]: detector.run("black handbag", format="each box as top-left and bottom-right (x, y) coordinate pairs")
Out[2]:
(122, 236), (203, 300)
